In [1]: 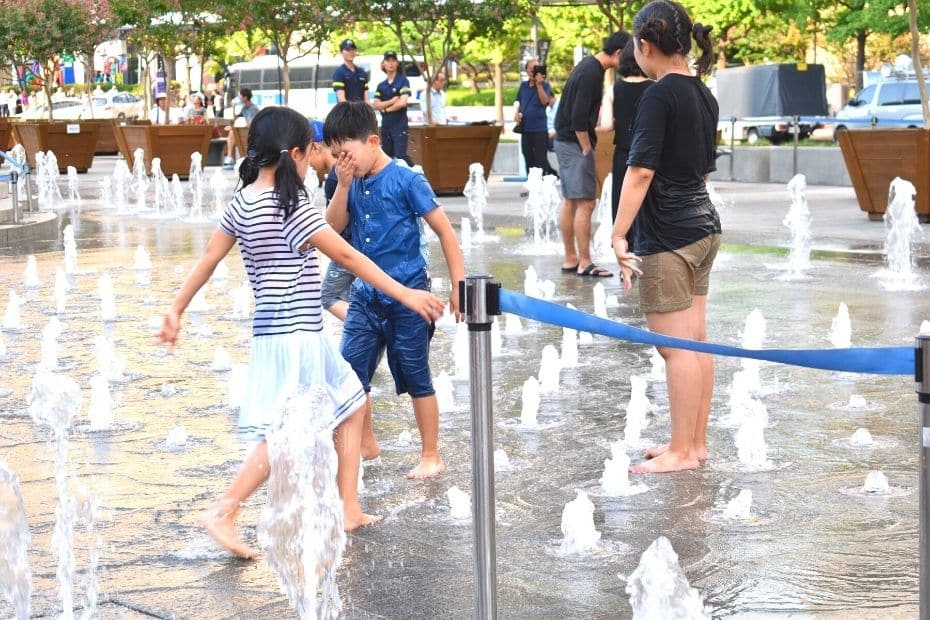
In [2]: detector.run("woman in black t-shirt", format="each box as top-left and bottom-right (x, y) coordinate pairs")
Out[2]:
(611, 40), (652, 223)
(611, 0), (720, 474)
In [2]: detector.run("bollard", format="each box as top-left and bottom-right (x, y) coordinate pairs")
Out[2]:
(729, 116), (736, 181)
(10, 170), (19, 224)
(792, 115), (800, 176)
(462, 274), (501, 620)
(918, 334), (930, 620)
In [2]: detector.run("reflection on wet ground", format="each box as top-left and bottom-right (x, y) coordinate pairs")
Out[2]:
(0, 205), (926, 618)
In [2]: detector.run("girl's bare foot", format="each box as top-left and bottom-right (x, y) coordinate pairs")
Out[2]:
(406, 456), (445, 479)
(644, 444), (708, 461)
(345, 512), (383, 532)
(630, 451), (699, 474)
(199, 500), (259, 559)
(361, 438), (381, 461)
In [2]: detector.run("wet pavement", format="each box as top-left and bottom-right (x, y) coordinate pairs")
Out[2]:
(0, 156), (927, 618)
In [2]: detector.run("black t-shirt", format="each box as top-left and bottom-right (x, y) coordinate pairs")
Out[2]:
(613, 79), (652, 151)
(627, 74), (721, 256)
(554, 55), (605, 147)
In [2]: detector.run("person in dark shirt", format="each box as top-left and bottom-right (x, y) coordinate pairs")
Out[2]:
(611, 40), (652, 223)
(373, 51), (411, 164)
(611, 0), (720, 474)
(332, 39), (370, 104)
(515, 58), (556, 177)
(553, 31), (627, 278)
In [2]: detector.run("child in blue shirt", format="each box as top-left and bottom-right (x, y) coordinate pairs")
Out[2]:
(324, 101), (464, 479)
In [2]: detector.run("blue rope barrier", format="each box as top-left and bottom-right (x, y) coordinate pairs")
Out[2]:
(499, 289), (914, 376)
(0, 150), (26, 174)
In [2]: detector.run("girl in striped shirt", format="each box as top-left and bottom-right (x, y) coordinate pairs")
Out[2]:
(158, 106), (444, 558)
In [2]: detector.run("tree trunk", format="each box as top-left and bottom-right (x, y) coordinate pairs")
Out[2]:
(493, 61), (503, 123)
(907, 0), (930, 128)
(855, 31), (867, 91)
(282, 55), (291, 106)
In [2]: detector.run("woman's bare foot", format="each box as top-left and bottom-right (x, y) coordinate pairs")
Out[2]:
(199, 501), (259, 559)
(630, 451), (699, 474)
(345, 512), (383, 532)
(644, 444), (708, 461)
(406, 456), (445, 479)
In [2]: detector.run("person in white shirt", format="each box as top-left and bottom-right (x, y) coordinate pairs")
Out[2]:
(429, 73), (446, 126)
(150, 92), (170, 125)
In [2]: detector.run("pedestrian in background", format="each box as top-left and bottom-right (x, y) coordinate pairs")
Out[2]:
(515, 58), (557, 178)
(333, 39), (369, 104)
(373, 51), (411, 164)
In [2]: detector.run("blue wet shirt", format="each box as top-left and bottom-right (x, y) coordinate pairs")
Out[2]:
(332, 64), (369, 102)
(347, 161), (438, 302)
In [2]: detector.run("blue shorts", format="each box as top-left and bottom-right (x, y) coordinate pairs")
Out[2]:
(321, 261), (355, 310)
(340, 281), (435, 397)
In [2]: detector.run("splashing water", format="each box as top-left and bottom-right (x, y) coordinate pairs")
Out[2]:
(165, 426), (187, 449)
(504, 312), (523, 335)
(560, 327), (578, 368)
(98, 177), (112, 206)
(623, 376), (652, 447)
(133, 245), (152, 271)
(862, 471), (890, 495)
(538, 279), (555, 300)
(734, 406), (770, 470)
(63, 224), (79, 275)
(783, 173), (812, 277)
(591, 172), (613, 260)
(520, 376), (540, 428)
(490, 317), (502, 357)
(559, 491), (601, 554)
(98, 274), (116, 322)
(188, 153), (205, 221)
(54, 267), (68, 315)
(88, 375), (113, 432)
(829, 303), (852, 348)
(848, 394), (867, 409)
(537, 345), (561, 393)
(524, 265), (539, 298)
(209, 168), (227, 218)
(171, 174), (184, 215)
(112, 159), (131, 213)
(850, 428), (874, 447)
(131, 148), (148, 212)
(23, 256), (39, 288)
(722, 489), (753, 520)
(3, 291), (22, 330)
(879, 177), (923, 290)
(460, 217), (473, 249)
(494, 448), (510, 471)
(593, 282), (608, 318)
(94, 335), (125, 383)
(258, 388), (346, 619)
(434, 370), (455, 413)
(187, 289), (211, 313)
(0, 461), (32, 619)
(601, 443), (648, 497)
(625, 536), (709, 619)
(28, 373), (82, 619)
(446, 486), (471, 520)
(648, 348), (665, 381)
(38, 317), (62, 371)
(452, 322), (469, 379)
(462, 162), (488, 238)
(211, 346), (232, 372)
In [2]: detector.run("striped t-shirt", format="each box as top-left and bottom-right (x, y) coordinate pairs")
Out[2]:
(220, 188), (329, 336)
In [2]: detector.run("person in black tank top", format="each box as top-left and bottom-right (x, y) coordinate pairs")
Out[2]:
(611, 39), (652, 223)
(611, 0), (721, 474)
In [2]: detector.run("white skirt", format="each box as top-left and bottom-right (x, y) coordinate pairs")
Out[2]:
(237, 330), (366, 441)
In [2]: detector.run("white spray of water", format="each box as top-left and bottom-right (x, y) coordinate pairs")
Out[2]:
(0, 461), (32, 619)
(462, 162), (488, 239)
(862, 471), (890, 495)
(520, 376), (540, 428)
(447, 486), (471, 520)
(783, 173), (812, 276)
(829, 303), (852, 348)
(625, 536), (709, 619)
(537, 345), (561, 393)
(434, 370), (456, 413)
(722, 489), (753, 520)
(23, 256), (40, 288)
(559, 490), (601, 554)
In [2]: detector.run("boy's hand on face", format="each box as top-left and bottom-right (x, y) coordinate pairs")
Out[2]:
(335, 151), (357, 185)
(403, 289), (446, 323)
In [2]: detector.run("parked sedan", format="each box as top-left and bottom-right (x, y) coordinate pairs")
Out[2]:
(17, 98), (87, 120)
(91, 91), (144, 119)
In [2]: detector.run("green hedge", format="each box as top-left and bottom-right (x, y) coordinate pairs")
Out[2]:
(445, 86), (519, 106)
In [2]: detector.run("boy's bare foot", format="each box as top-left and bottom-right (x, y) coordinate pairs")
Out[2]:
(630, 451), (699, 474)
(361, 438), (381, 461)
(644, 444), (708, 461)
(199, 503), (259, 559)
(406, 457), (445, 479)
(345, 512), (383, 532)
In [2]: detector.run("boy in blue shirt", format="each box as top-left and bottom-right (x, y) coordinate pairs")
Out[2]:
(324, 101), (464, 479)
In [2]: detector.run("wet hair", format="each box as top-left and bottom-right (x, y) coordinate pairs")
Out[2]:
(603, 31), (630, 56)
(323, 101), (378, 147)
(238, 106), (314, 219)
(633, 0), (714, 76)
(619, 39), (645, 78)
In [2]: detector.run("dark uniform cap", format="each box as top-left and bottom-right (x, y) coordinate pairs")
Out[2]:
(340, 39), (357, 51)
(383, 51), (398, 61)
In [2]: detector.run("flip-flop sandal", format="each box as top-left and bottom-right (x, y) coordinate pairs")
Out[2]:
(577, 264), (613, 277)
(560, 263), (580, 273)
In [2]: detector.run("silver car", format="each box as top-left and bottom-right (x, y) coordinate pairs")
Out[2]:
(835, 79), (925, 134)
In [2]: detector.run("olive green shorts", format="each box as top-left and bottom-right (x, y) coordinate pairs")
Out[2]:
(638, 233), (721, 314)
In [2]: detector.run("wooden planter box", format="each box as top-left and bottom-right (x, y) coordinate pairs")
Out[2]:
(837, 128), (930, 222)
(116, 124), (212, 179)
(408, 124), (502, 194)
(0, 118), (13, 151)
(73, 119), (121, 155)
(233, 126), (249, 159)
(12, 121), (100, 172)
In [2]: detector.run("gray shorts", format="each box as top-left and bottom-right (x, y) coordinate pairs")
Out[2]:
(554, 139), (596, 200)
(321, 260), (355, 310)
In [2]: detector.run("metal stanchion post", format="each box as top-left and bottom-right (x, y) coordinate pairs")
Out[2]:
(729, 117), (736, 181)
(462, 274), (501, 620)
(918, 334), (930, 620)
(792, 115), (800, 176)
(10, 170), (19, 224)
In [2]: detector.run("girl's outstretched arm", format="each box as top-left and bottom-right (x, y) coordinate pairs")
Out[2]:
(306, 227), (445, 323)
(158, 229), (236, 349)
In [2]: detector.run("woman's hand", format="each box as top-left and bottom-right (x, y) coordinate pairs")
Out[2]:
(613, 237), (642, 291)
(449, 285), (462, 323)
(157, 309), (181, 351)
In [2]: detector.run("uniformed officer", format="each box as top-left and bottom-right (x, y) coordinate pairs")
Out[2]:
(332, 39), (370, 104)
(373, 50), (412, 164)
